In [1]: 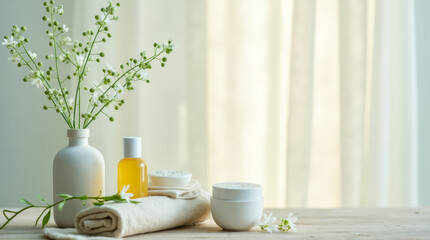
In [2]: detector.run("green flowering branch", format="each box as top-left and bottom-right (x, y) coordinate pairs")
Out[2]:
(2, 0), (175, 129)
(0, 185), (137, 231)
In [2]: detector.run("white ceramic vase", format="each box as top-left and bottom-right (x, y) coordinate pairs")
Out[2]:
(53, 129), (105, 228)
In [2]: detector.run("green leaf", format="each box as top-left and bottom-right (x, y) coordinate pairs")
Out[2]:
(130, 200), (140, 204)
(92, 202), (104, 206)
(78, 196), (88, 200)
(20, 199), (32, 205)
(57, 194), (73, 199)
(42, 209), (51, 228)
(58, 201), (65, 212)
(37, 195), (47, 203)
(114, 198), (131, 203)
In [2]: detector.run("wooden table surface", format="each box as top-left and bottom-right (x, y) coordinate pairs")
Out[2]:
(1, 208), (429, 239)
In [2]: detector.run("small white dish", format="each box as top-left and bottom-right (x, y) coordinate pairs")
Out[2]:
(211, 197), (264, 231)
(149, 170), (192, 187)
(212, 182), (262, 201)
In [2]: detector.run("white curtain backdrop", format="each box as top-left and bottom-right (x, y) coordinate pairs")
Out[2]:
(0, 0), (420, 208)
(206, 0), (418, 208)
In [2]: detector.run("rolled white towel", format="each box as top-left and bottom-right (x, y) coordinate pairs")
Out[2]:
(148, 179), (201, 199)
(74, 191), (211, 238)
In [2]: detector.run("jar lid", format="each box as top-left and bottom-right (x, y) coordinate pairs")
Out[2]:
(149, 170), (192, 187)
(212, 182), (262, 201)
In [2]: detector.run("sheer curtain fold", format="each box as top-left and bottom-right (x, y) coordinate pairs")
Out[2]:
(286, 0), (316, 208)
(361, 0), (418, 207)
(338, 0), (367, 207)
(0, 0), (421, 208)
(70, 0), (419, 207)
(206, 0), (418, 207)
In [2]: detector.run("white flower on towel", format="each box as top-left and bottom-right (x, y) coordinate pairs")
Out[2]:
(119, 185), (133, 203)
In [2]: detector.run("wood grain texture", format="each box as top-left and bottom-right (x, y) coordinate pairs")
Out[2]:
(0, 208), (429, 239)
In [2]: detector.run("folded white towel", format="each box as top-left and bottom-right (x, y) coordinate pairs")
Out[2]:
(44, 228), (117, 240)
(148, 179), (201, 199)
(73, 191), (210, 238)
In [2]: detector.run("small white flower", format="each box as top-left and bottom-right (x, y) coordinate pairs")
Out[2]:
(259, 213), (279, 233)
(113, 84), (123, 98)
(162, 42), (176, 51)
(47, 31), (54, 38)
(28, 50), (37, 60)
(30, 78), (43, 88)
(67, 98), (74, 106)
(28, 70), (44, 88)
(101, 15), (111, 25)
(61, 36), (72, 46)
(62, 24), (69, 33)
(266, 224), (280, 233)
(76, 54), (85, 66)
(259, 213), (277, 226)
(58, 55), (65, 62)
(119, 185), (133, 203)
(12, 27), (20, 34)
(140, 70), (149, 80)
(2, 37), (18, 46)
(90, 91), (99, 103)
(57, 5), (64, 14)
(105, 63), (115, 72)
(286, 212), (298, 232)
(8, 56), (20, 64)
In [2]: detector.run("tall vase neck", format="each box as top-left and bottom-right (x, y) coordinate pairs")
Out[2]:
(67, 129), (90, 146)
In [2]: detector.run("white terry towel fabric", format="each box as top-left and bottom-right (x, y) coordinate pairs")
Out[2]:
(44, 227), (118, 240)
(74, 191), (210, 238)
(148, 179), (201, 199)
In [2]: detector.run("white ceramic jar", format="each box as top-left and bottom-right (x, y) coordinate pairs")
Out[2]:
(53, 129), (105, 228)
(211, 182), (263, 231)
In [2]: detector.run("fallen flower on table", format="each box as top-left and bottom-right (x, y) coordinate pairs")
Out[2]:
(259, 212), (298, 233)
(258, 212), (279, 233)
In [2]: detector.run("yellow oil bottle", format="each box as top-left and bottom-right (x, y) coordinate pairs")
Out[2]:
(117, 137), (148, 198)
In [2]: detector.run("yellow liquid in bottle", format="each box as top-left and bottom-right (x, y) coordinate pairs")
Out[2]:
(117, 158), (148, 198)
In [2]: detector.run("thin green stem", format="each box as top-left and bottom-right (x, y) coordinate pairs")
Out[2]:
(17, 45), (72, 128)
(73, 14), (109, 128)
(55, 42), (77, 67)
(82, 50), (164, 128)
(51, 10), (72, 119)
(0, 194), (123, 230)
(0, 206), (32, 230)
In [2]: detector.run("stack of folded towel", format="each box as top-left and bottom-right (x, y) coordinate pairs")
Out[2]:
(44, 180), (210, 239)
(148, 179), (202, 199)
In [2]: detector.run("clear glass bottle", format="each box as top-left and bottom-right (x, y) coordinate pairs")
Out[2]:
(117, 137), (148, 198)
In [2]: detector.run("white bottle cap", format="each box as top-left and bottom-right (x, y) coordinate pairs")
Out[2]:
(123, 137), (141, 158)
